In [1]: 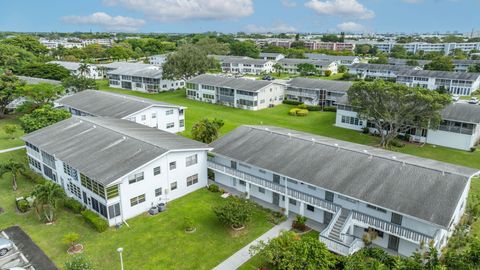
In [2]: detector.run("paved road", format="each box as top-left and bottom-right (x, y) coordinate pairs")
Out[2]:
(0, 145), (25, 154)
(213, 217), (293, 270)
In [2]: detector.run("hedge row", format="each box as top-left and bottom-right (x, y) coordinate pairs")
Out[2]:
(282, 99), (303, 106)
(283, 100), (336, 112)
(81, 210), (109, 232)
(64, 198), (85, 214)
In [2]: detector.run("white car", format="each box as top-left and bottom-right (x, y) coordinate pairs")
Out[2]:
(468, 97), (479, 104)
(0, 237), (14, 256)
(452, 95), (460, 102)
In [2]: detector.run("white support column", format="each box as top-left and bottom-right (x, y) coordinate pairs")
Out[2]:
(284, 196), (289, 216)
(246, 182), (250, 199)
(349, 224), (354, 235)
(299, 201), (305, 216)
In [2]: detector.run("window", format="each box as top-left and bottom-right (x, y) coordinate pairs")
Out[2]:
(287, 178), (298, 185)
(141, 115), (146, 121)
(67, 182), (81, 199)
(166, 122), (174, 129)
(307, 204), (315, 212)
(41, 151), (56, 169)
(391, 213), (403, 225)
(26, 142), (39, 152)
(367, 204), (387, 213)
(170, 182), (177, 191)
(153, 166), (161, 176)
(325, 191), (334, 202)
(166, 110), (174, 115)
(258, 169), (266, 174)
(169, 161), (176, 170)
(28, 156), (41, 170)
(307, 185), (316, 191)
(63, 163), (78, 181)
(152, 113), (156, 118)
(128, 172), (144, 184)
(289, 198), (297, 205)
(130, 194), (146, 206)
(106, 185), (119, 199)
(108, 203), (121, 218)
(43, 165), (57, 182)
(80, 174), (105, 199)
(186, 154), (198, 167)
(258, 187), (265, 193)
(179, 119), (185, 127)
(155, 188), (162, 197)
(239, 180), (246, 186)
(187, 174), (198, 186)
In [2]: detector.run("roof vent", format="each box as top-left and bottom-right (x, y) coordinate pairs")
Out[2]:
(123, 136), (126, 140)
(287, 132), (291, 138)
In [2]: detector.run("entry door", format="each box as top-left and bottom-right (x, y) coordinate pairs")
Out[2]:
(388, 235), (400, 252)
(272, 192), (280, 206)
(273, 174), (280, 184)
(82, 192), (88, 205)
(324, 212), (333, 224)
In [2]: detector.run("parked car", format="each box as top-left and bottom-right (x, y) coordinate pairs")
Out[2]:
(468, 97), (478, 104)
(452, 95), (460, 102)
(0, 237), (14, 256)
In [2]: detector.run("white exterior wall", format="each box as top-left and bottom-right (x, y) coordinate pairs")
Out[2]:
(124, 106), (185, 133)
(250, 84), (285, 110)
(114, 150), (208, 223)
(335, 109), (366, 131)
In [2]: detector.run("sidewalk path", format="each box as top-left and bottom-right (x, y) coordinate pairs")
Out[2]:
(213, 217), (293, 270)
(0, 145), (26, 154)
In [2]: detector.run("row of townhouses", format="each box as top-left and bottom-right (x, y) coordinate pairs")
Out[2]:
(387, 58), (480, 73)
(249, 38), (356, 51)
(40, 38), (114, 49)
(48, 61), (103, 79)
(336, 96), (480, 151)
(350, 63), (480, 96)
(362, 41), (480, 55)
(55, 90), (186, 133)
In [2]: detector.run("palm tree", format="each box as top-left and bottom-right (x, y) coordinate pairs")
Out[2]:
(273, 63), (283, 76)
(77, 62), (90, 78)
(31, 181), (65, 223)
(0, 159), (25, 191)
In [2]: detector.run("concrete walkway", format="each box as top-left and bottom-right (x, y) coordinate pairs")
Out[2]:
(0, 145), (25, 154)
(213, 217), (294, 270)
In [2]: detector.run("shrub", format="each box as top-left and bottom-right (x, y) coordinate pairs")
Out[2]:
(208, 184), (220, 193)
(470, 147), (476, 152)
(64, 255), (94, 270)
(21, 170), (46, 184)
(296, 109), (309, 116)
(297, 104), (307, 109)
(16, 199), (30, 213)
(390, 139), (405, 148)
(362, 127), (370, 134)
(324, 70), (332, 77)
(322, 106), (337, 112)
(64, 198), (85, 214)
(288, 108), (301, 116)
(81, 210), (108, 232)
(282, 99), (303, 106)
(305, 105), (321, 111)
(184, 216), (195, 231)
(213, 197), (253, 229)
(63, 232), (80, 248)
(292, 215), (307, 231)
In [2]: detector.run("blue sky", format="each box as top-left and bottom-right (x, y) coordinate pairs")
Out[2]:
(0, 0), (478, 34)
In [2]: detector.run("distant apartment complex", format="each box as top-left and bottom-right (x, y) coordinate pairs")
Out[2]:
(23, 117), (210, 226)
(106, 63), (184, 92)
(40, 38), (114, 49)
(253, 38), (356, 51)
(55, 90), (186, 133)
(209, 125), (477, 256)
(278, 58), (338, 74)
(286, 77), (352, 106)
(148, 54), (169, 66)
(365, 41), (480, 55)
(186, 74), (285, 110)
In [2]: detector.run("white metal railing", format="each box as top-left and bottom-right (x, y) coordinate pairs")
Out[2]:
(339, 211), (354, 242)
(208, 161), (340, 213)
(351, 211), (433, 244)
(319, 234), (364, 256)
(320, 210), (342, 237)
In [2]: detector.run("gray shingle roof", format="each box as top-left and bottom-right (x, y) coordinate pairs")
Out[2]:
(17, 76), (60, 85)
(48, 61), (86, 71)
(288, 77), (353, 93)
(452, 59), (480, 65)
(278, 58), (334, 66)
(187, 74), (273, 92)
(396, 69), (480, 81)
(23, 117), (209, 185)
(351, 63), (415, 72)
(210, 125), (478, 228)
(108, 64), (164, 78)
(441, 103), (480, 123)
(56, 90), (182, 118)
(305, 53), (358, 62)
(387, 58), (431, 67)
(259, 52), (283, 57)
(221, 58), (270, 65)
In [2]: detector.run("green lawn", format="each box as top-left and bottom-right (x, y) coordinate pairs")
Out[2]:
(0, 150), (273, 270)
(97, 80), (480, 169)
(0, 115), (24, 150)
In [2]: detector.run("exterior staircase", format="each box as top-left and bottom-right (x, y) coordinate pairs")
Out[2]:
(328, 208), (350, 240)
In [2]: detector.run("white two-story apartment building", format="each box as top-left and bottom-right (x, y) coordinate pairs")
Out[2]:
(336, 96), (480, 151)
(107, 63), (184, 92)
(305, 54), (361, 66)
(55, 90), (186, 133)
(277, 58), (338, 74)
(218, 56), (275, 75)
(259, 53), (285, 61)
(396, 70), (480, 96)
(209, 125), (478, 256)
(48, 61), (102, 79)
(349, 63), (417, 81)
(286, 77), (352, 106)
(186, 74), (285, 110)
(23, 117), (211, 226)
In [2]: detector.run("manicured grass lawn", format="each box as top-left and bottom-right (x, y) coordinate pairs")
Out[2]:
(0, 114), (24, 150)
(0, 150), (273, 270)
(97, 80), (480, 169)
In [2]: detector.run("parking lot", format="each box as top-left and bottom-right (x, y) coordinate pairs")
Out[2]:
(0, 226), (57, 270)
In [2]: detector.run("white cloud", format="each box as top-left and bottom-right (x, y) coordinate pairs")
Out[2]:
(62, 12), (145, 32)
(104, 0), (254, 22)
(337, 21), (366, 32)
(245, 23), (296, 33)
(281, 0), (297, 7)
(305, 0), (374, 19)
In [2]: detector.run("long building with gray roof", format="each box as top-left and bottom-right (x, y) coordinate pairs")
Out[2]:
(208, 125), (478, 256)
(55, 90), (186, 133)
(186, 74), (285, 110)
(23, 116), (211, 226)
(286, 77), (352, 106)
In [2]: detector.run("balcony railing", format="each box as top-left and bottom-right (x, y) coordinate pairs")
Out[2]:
(351, 211), (433, 244)
(208, 161), (340, 213)
(319, 235), (364, 256)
